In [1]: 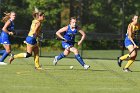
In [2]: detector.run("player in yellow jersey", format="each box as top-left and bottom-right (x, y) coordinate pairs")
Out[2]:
(9, 10), (45, 70)
(118, 15), (139, 72)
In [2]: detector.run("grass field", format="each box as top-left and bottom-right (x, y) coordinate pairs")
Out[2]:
(0, 57), (140, 93)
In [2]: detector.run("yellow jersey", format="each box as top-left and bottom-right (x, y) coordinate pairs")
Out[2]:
(127, 23), (140, 38)
(28, 19), (41, 38)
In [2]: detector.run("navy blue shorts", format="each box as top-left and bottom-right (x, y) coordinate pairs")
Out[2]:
(125, 37), (138, 48)
(26, 36), (37, 45)
(62, 41), (74, 49)
(0, 31), (11, 44)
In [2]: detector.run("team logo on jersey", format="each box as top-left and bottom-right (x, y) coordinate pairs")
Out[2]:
(4, 42), (7, 44)
(65, 45), (69, 48)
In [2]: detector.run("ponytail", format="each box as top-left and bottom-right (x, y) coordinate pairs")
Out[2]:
(1, 11), (15, 23)
(1, 12), (10, 23)
(32, 7), (44, 19)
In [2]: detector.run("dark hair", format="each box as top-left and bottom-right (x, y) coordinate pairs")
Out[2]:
(130, 14), (138, 21)
(70, 17), (76, 21)
(131, 14), (138, 18)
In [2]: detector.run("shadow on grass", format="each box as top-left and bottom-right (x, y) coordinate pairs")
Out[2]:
(44, 68), (109, 72)
(92, 69), (109, 72)
(132, 71), (140, 72)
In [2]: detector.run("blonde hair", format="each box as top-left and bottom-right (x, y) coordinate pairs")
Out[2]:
(32, 7), (44, 19)
(32, 11), (44, 19)
(1, 11), (15, 23)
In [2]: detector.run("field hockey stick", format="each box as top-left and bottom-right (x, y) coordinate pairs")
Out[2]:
(129, 48), (136, 56)
(129, 46), (139, 55)
(56, 37), (77, 43)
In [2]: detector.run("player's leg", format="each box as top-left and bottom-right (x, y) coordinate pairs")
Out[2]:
(33, 45), (42, 70)
(9, 44), (33, 64)
(118, 37), (131, 67)
(15, 36), (35, 59)
(70, 47), (90, 69)
(0, 50), (6, 55)
(117, 54), (129, 67)
(0, 44), (11, 65)
(123, 45), (137, 72)
(53, 42), (70, 65)
(119, 54), (129, 61)
(53, 49), (70, 65)
(0, 44), (11, 61)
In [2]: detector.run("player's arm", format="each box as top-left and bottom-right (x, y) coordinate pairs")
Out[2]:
(127, 25), (138, 48)
(56, 26), (68, 40)
(2, 20), (13, 35)
(78, 28), (86, 46)
(32, 22), (41, 37)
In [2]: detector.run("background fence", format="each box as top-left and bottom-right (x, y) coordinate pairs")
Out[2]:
(8, 30), (140, 60)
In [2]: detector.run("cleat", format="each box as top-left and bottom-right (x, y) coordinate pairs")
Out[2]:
(84, 64), (90, 70)
(9, 54), (14, 64)
(35, 66), (42, 70)
(117, 57), (122, 67)
(53, 56), (58, 65)
(123, 68), (132, 72)
(0, 62), (7, 65)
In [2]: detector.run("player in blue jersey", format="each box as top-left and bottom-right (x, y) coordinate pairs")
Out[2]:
(53, 17), (90, 69)
(0, 11), (16, 65)
(118, 15), (139, 72)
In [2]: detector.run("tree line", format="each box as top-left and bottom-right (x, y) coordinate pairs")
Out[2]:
(0, 0), (140, 49)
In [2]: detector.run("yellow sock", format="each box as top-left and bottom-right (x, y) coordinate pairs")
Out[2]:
(34, 55), (40, 68)
(14, 53), (26, 58)
(120, 54), (129, 60)
(124, 59), (134, 68)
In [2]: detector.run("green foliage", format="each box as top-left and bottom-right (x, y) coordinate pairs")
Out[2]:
(26, 0), (62, 30)
(0, 0), (31, 29)
(83, 24), (96, 32)
(82, 40), (120, 50)
(1, 0), (140, 50)
(41, 39), (62, 51)
(80, 0), (140, 34)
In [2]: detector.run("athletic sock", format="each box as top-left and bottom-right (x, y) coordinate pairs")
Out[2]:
(124, 59), (134, 69)
(75, 54), (85, 66)
(120, 54), (129, 60)
(14, 53), (26, 58)
(0, 50), (6, 55)
(57, 53), (65, 60)
(34, 55), (40, 68)
(0, 51), (9, 62)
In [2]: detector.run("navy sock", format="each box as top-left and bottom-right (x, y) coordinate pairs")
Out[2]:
(0, 50), (6, 55)
(57, 53), (65, 60)
(75, 54), (85, 66)
(0, 51), (9, 62)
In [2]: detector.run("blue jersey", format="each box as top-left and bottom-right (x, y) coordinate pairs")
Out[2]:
(63, 25), (78, 42)
(0, 19), (14, 44)
(7, 19), (14, 32)
(62, 25), (78, 49)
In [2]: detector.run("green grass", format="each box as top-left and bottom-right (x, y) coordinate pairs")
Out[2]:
(0, 57), (140, 93)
